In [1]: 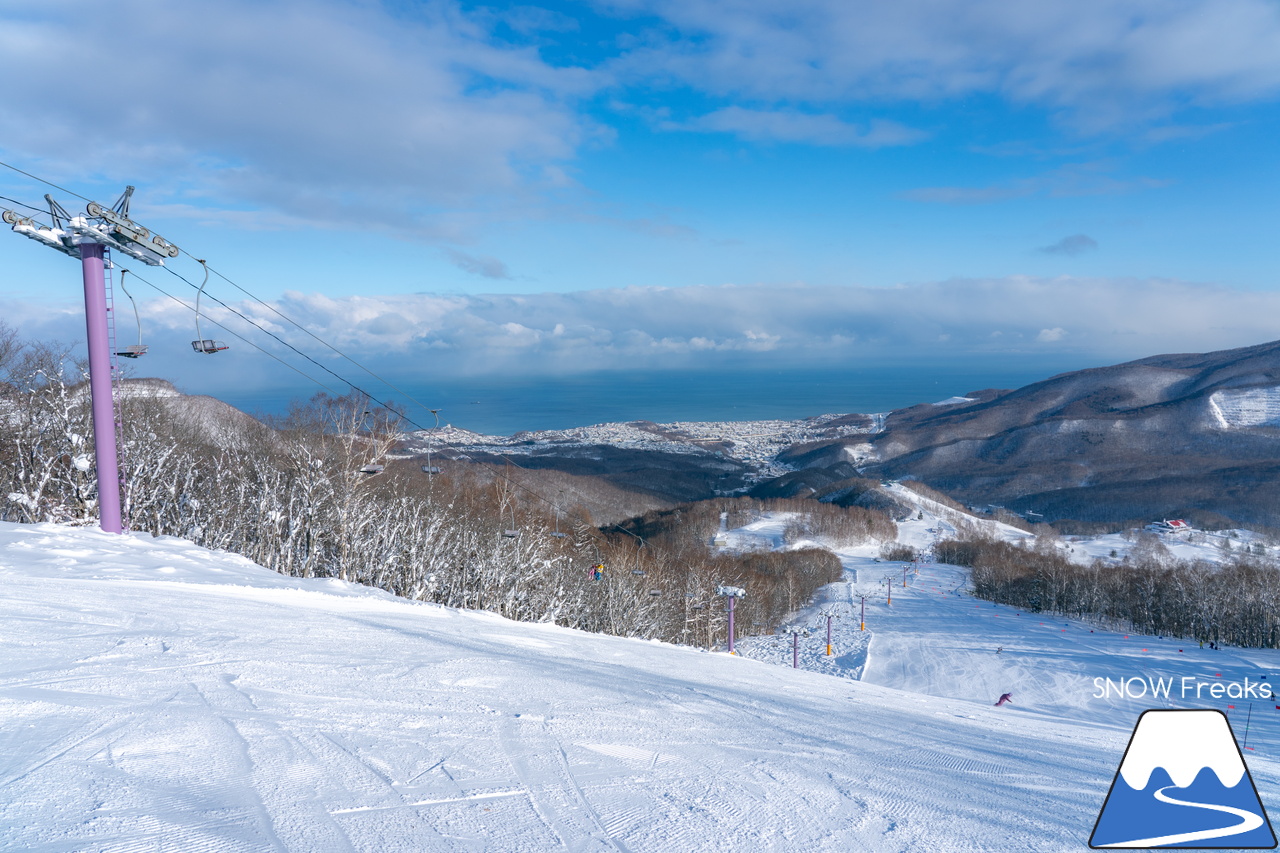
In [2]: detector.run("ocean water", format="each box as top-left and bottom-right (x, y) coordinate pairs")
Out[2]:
(217, 363), (1077, 437)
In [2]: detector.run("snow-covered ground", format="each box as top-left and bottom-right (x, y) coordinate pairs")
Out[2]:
(5, 513), (1280, 852)
(879, 480), (1280, 567)
(1210, 386), (1280, 429)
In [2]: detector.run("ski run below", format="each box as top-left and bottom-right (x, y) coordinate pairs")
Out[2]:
(4, 512), (1280, 852)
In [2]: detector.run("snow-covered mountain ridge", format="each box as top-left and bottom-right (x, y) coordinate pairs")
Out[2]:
(859, 339), (1280, 527)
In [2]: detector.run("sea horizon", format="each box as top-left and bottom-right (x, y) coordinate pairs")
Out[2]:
(212, 362), (1084, 437)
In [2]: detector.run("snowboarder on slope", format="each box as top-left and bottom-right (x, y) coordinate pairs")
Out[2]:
(995, 692), (1013, 707)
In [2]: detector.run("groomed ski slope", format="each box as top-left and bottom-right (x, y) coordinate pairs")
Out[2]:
(3, 518), (1278, 852)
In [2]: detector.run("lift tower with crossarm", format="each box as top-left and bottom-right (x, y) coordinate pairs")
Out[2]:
(3, 187), (180, 533)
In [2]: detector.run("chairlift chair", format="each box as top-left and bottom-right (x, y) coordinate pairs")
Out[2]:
(190, 260), (228, 354)
(114, 270), (149, 358)
(358, 464), (385, 475)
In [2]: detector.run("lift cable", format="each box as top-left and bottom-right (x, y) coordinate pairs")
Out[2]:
(195, 261), (440, 422)
(159, 263), (401, 407)
(117, 265), (343, 395)
(0, 159), (92, 203)
(0, 193), (50, 218)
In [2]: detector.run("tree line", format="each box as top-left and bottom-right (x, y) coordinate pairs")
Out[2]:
(938, 535), (1280, 648)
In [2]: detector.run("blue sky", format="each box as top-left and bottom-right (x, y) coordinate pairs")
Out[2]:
(1, 0), (1280, 398)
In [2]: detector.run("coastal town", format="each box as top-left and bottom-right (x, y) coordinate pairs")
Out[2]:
(398, 411), (887, 480)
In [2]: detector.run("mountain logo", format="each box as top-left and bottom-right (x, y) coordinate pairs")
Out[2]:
(1090, 709), (1276, 848)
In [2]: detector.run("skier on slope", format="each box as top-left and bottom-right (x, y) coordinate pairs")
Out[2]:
(995, 692), (1013, 707)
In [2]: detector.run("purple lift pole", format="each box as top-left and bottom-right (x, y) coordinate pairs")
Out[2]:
(727, 595), (737, 654)
(717, 585), (745, 654)
(80, 243), (123, 533)
(792, 631), (799, 668)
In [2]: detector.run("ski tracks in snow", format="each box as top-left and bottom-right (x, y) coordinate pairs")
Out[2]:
(498, 715), (630, 852)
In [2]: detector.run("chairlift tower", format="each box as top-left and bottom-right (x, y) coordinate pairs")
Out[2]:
(3, 187), (179, 533)
(717, 585), (746, 654)
(783, 625), (807, 668)
(818, 607), (839, 656)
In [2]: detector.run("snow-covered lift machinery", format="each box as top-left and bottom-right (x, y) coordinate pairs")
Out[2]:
(1, 187), (180, 534)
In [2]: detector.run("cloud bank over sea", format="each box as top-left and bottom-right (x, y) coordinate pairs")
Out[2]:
(6, 276), (1277, 391)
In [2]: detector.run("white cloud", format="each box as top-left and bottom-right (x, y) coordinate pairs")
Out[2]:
(603, 0), (1280, 128)
(666, 108), (926, 147)
(9, 277), (1279, 388)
